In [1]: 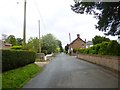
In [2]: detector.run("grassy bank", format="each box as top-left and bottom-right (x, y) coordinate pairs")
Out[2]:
(2, 63), (43, 89)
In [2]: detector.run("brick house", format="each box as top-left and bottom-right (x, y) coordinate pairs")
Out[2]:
(69, 34), (86, 50)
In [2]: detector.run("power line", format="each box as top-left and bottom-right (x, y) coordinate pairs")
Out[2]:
(33, 0), (47, 32)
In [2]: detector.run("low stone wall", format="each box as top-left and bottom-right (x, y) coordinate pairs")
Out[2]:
(77, 54), (120, 72)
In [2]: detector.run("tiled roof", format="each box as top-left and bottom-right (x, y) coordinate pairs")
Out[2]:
(69, 37), (86, 45)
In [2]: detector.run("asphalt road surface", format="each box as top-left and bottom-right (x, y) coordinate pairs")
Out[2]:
(23, 53), (118, 88)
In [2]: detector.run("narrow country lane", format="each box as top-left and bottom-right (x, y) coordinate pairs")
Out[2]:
(23, 53), (118, 88)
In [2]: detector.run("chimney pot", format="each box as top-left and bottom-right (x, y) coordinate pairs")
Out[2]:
(77, 34), (80, 38)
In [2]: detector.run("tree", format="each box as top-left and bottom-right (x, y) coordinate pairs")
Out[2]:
(16, 38), (23, 45)
(6, 35), (16, 46)
(65, 44), (69, 53)
(71, 1), (120, 36)
(92, 35), (110, 45)
(56, 40), (63, 52)
(2, 34), (7, 42)
(26, 37), (39, 52)
(41, 34), (58, 54)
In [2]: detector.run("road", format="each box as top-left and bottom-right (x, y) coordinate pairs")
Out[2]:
(23, 53), (118, 88)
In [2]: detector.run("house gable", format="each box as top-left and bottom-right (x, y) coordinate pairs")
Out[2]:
(69, 34), (86, 49)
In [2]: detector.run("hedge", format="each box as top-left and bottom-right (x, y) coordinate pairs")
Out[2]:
(11, 45), (23, 50)
(73, 40), (120, 56)
(2, 50), (36, 72)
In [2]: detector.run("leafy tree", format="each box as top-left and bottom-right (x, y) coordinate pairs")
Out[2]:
(71, 1), (120, 36)
(92, 35), (110, 45)
(41, 34), (58, 54)
(2, 34), (8, 42)
(65, 44), (69, 53)
(6, 35), (16, 46)
(16, 38), (23, 45)
(56, 40), (63, 52)
(25, 37), (39, 52)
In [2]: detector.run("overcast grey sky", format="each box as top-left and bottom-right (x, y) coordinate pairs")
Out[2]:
(0, 0), (118, 47)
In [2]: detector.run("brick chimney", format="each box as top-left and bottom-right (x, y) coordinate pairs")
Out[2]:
(77, 34), (80, 38)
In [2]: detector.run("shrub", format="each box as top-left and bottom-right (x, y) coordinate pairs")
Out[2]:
(41, 50), (47, 55)
(107, 40), (120, 56)
(94, 44), (101, 54)
(11, 46), (23, 50)
(2, 50), (36, 72)
(98, 42), (109, 55)
(73, 49), (79, 53)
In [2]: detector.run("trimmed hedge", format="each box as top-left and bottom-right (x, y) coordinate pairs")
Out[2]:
(11, 46), (23, 50)
(2, 50), (36, 72)
(73, 40), (120, 56)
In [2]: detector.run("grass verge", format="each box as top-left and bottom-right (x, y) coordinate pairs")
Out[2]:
(2, 63), (43, 89)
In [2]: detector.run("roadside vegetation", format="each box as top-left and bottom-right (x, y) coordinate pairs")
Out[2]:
(73, 36), (120, 56)
(2, 63), (42, 89)
(2, 33), (63, 89)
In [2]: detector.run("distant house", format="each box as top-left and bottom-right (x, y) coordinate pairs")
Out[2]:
(86, 41), (93, 48)
(0, 40), (12, 49)
(69, 34), (86, 50)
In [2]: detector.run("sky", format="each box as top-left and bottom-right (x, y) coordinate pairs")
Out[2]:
(0, 0), (118, 47)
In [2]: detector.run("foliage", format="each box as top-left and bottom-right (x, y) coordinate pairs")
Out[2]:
(65, 44), (69, 53)
(16, 38), (23, 45)
(41, 34), (58, 54)
(24, 37), (40, 53)
(71, 1), (120, 36)
(2, 34), (7, 42)
(11, 46), (23, 50)
(2, 50), (36, 72)
(56, 40), (63, 52)
(92, 35), (110, 45)
(6, 35), (17, 45)
(2, 63), (42, 88)
(41, 50), (47, 55)
(73, 40), (120, 56)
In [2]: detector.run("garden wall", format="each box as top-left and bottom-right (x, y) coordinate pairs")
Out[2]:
(77, 54), (120, 72)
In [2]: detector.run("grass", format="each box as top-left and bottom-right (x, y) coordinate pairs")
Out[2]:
(0, 74), (2, 90)
(2, 63), (43, 89)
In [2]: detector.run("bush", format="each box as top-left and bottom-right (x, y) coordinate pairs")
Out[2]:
(2, 50), (36, 72)
(11, 46), (23, 50)
(107, 40), (120, 56)
(98, 42), (109, 55)
(41, 50), (47, 55)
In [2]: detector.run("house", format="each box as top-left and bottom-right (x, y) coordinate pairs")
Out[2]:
(69, 34), (86, 50)
(0, 40), (12, 49)
(86, 41), (93, 48)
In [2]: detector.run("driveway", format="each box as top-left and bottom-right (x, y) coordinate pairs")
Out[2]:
(23, 53), (118, 88)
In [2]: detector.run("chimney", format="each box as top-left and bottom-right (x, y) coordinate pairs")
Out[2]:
(77, 34), (80, 38)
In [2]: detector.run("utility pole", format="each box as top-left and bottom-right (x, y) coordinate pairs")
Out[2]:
(69, 33), (71, 54)
(23, 0), (27, 47)
(38, 20), (41, 53)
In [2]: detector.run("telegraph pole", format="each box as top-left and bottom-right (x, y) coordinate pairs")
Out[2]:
(38, 20), (41, 53)
(69, 33), (71, 54)
(23, 0), (27, 47)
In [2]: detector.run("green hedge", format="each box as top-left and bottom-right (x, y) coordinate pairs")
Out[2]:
(2, 50), (36, 72)
(11, 45), (23, 50)
(73, 40), (120, 56)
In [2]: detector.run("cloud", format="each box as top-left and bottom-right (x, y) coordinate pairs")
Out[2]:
(0, 0), (118, 47)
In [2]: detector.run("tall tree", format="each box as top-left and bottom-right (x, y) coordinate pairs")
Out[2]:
(92, 35), (110, 45)
(56, 40), (63, 52)
(2, 34), (8, 42)
(71, 1), (120, 36)
(16, 38), (23, 45)
(26, 37), (39, 52)
(6, 35), (16, 46)
(41, 34), (58, 54)
(65, 44), (69, 53)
